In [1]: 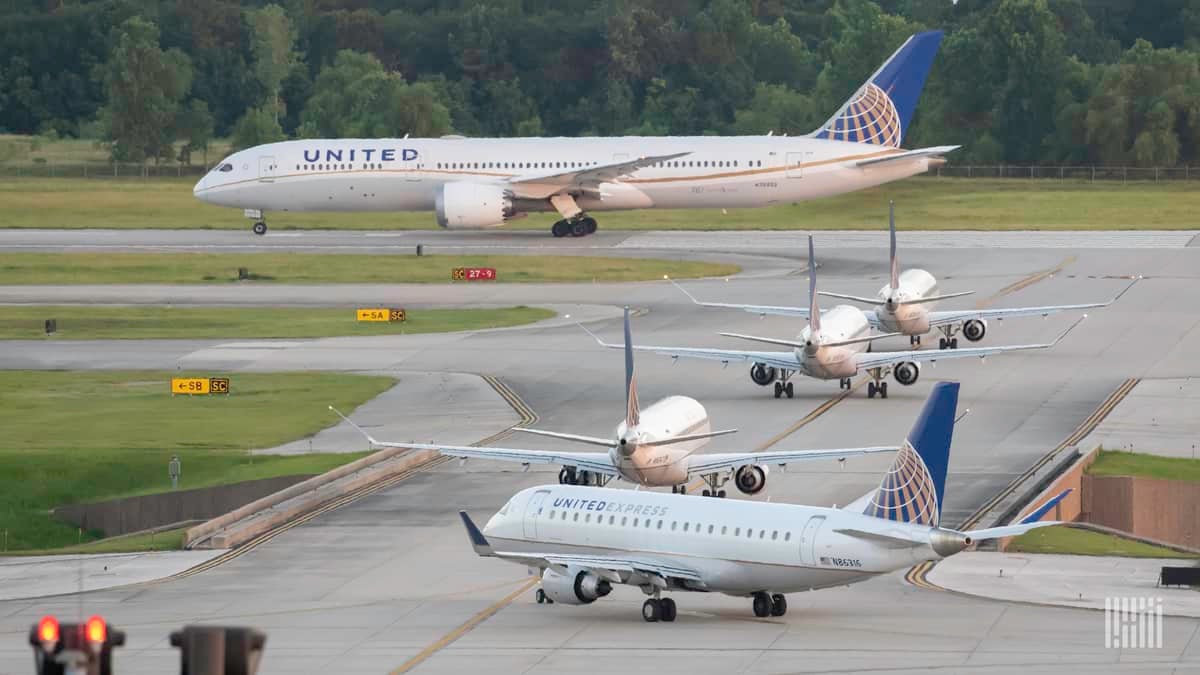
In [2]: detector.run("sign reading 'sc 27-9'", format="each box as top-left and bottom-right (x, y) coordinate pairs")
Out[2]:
(302, 148), (418, 163)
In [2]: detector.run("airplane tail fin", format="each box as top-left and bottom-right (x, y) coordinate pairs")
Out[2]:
(811, 30), (944, 147)
(889, 201), (900, 290)
(862, 381), (958, 526)
(807, 235), (821, 334)
(622, 306), (640, 428)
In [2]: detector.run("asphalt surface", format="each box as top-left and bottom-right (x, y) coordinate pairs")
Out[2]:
(1, 229), (1199, 673)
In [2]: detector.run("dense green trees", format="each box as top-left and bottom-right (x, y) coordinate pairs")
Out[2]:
(1, 0), (1198, 166)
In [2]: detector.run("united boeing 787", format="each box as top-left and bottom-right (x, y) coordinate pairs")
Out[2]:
(194, 31), (954, 237)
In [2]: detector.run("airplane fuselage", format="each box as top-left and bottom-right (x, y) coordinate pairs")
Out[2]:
(611, 395), (710, 486)
(488, 484), (944, 596)
(797, 305), (874, 379)
(875, 268), (939, 335)
(193, 136), (940, 225)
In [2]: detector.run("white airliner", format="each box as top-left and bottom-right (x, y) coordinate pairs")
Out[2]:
(193, 31), (954, 237)
(459, 381), (1071, 621)
(605, 236), (1085, 399)
(679, 202), (1135, 349)
(332, 307), (896, 497)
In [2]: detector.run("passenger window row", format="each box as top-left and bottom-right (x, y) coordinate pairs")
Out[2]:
(434, 159), (764, 171)
(547, 509), (791, 542)
(295, 163), (385, 171)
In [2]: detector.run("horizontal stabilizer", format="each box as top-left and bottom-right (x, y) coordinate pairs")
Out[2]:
(514, 427), (614, 448)
(818, 290), (882, 305)
(833, 528), (925, 549)
(855, 146), (960, 167)
(901, 290), (975, 305)
(964, 489), (1073, 540)
(639, 428), (738, 447)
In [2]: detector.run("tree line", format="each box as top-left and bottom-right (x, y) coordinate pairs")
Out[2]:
(1, 0), (1197, 166)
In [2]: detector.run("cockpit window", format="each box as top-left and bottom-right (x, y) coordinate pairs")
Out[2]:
(215, 163), (233, 173)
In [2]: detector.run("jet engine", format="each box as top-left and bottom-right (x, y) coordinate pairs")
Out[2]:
(734, 465), (768, 495)
(540, 568), (612, 605)
(435, 181), (514, 229)
(894, 361), (920, 386)
(962, 319), (987, 342)
(749, 363), (778, 386)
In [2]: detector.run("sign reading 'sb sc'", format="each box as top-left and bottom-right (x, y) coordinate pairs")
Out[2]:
(171, 377), (230, 395)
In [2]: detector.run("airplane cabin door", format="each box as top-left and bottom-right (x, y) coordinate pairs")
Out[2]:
(785, 152), (809, 178)
(799, 515), (825, 566)
(258, 156), (277, 183)
(523, 489), (551, 539)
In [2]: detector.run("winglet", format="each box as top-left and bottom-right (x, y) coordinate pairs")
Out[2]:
(459, 511), (495, 557)
(808, 235), (821, 333)
(1019, 488), (1072, 525)
(668, 278), (703, 305)
(889, 201), (900, 291)
(1107, 275), (1142, 305)
(578, 321), (616, 349)
(328, 406), (380, 446)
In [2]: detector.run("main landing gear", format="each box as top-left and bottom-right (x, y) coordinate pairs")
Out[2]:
(642, 596), (678, 622)
(751, 591), (788, 618)
(551, 215), (597, 238)
(699, 473), (728, 498)
(866, 367), (889, 399)
(772, 370), (795, 399)
(937, 325), (959, 350)
(910, 335), (921, 346)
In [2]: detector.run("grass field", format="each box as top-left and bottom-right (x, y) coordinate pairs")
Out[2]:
(0, 371), (392, 551)
(1007, 525), (1198, 558)
(0, 252), (737, 284)
(1088, 450), (1200, 482)
(0, 176), (1196, 230)
(0, 305), (555, 339)
(4, 527), (190, 556)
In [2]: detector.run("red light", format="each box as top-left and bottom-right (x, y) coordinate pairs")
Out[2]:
(37, 616), (59, 643)
(85, 616), (106, 644)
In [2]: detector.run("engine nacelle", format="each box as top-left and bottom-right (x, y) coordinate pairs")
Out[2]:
(435, 181), (514, 229)
(540, 567), (612, 605)
(894, 361), (920, 386)
(749, 363), (778, 386)
(734, 464), (768, 495)
(962, 319), (987, 342)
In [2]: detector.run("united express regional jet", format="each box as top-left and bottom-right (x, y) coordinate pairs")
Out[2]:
(332, 307), (897, 497)
(193, 31), (954, 237)
(609, 236), (1085, 399)
(459, 382), (1071, 621)
(678, 202), (1138, 350)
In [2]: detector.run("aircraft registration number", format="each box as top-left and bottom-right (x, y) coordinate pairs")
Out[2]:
(825, 556), (862, 568)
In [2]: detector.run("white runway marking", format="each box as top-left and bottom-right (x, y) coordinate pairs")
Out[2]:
(619, 230), (1197, 250)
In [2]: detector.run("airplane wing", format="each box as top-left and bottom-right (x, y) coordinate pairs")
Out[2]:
(855, 145), (959, 167)
(669, 279), (883, 327)
(685, 446), (898, 477)
(578, 318), (801, 371)
(925, 277), (1140, 329)
(507, 152), (690, 198)
(852, 315), (1085, 372)
(459, 512), (705, 588)
(329, 407), (618, 476)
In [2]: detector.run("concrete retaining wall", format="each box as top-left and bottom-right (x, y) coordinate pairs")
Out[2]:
(54, 476), (315, 537)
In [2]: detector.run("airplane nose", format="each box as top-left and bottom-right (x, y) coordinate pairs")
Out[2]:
(192, 175), (207, 199)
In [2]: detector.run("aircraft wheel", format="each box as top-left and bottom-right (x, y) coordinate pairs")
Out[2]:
(785, 382), (794, 398)
(950, 338), (959, 349)
(880, 382), (889, 399)
(938, 338), (947, 350)
(770, 594), (787, 617)
(642, 599), (661, 622)
(717, 490), (727, 498)
(252, 221), (267, 236)
(536, 588), (547, 604)
(570, 219), (588, 237)
(551, 220), (569, 237)
(867, 382), (877, 399)
(660, 598), (677, 622)
(752, 592), (771, 618)
(582, 217), (598, 234)
(773, 382), (783, 398)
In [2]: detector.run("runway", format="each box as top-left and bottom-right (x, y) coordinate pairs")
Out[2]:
(1, 230), (1199, 673)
